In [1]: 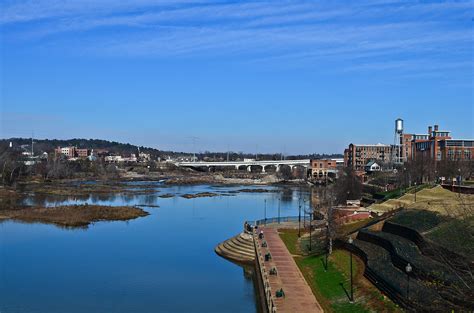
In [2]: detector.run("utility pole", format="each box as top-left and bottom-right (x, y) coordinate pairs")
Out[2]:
(264, 199), (267, 226)
(278, 197), (281, 224)
(31, 131), (34, 157)
(190, 136), (199, 162)
(298, 197), (301, 237)
(309, 212), (312, 251)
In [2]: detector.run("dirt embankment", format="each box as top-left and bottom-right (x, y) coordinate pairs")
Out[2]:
(0, 204), (149, 228)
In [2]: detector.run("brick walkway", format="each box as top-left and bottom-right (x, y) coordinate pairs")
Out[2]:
(258, 227), (323, 313)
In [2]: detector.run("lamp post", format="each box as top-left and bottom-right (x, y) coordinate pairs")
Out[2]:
(264, 199), (267, 226)
(278, 197), (281, 224)
(403, 167), (407, 192)
(420, 148), (425, 184)
(458, 168), (462, 197)
(405, 263), (412, 301)
(414, 182), (417, 203)
(325, 221), (329, 271)
(298, 202), (302, 237)
(309, 212), (312, 252)
(303, 199), (307, 228)
(348, 236), (354, 303)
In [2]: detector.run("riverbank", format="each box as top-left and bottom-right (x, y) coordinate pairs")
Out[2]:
(11, 168), (308, 188)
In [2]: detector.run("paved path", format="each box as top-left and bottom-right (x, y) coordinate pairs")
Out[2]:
(258, 227), (323, 313)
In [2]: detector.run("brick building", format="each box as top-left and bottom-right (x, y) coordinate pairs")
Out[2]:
(412, 124), (473, 161)
(344, 143), (392, 171)
(55, 146), (76, 158)
(55, 146), (91, 159)
(76, 148), (90, 158)
(310, 159), (337, 180)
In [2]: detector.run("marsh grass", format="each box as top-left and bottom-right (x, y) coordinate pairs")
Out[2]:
(1, 204), (149, 228)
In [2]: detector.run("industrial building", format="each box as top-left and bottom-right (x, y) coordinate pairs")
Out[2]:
(344, 121), (473, 171)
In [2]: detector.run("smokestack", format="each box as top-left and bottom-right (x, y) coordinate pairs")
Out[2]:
(428, 126), (432, 136)
(434, 124), (439, 131)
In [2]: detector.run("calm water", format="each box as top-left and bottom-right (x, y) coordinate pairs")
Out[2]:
(0, 183), (309, 313)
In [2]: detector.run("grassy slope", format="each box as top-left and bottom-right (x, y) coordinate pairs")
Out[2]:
(369, 185), (474, 216)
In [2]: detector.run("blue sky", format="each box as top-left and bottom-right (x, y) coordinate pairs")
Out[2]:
(1, 0), (472, 154)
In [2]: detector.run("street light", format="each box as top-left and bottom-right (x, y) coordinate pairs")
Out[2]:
(405, 263), (412, 301)
(298, 202), (302, 237)
(403, 167), (407, 192)
(303, 199), (307, 228)
(264, 199), (267, 226)
(414, 182), (417, 203)
(348, 236), (354, 303)
(458, 168), (461, 197)
(325, 221), (329, 271)
(309, 212), (312, 252)
(278, 197), (281, 224)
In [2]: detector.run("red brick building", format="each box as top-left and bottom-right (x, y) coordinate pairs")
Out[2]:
(344, 143), (392, 171)
(310, 159), (338, 180)
(55, 146), (76, 158)
(55, 146), (91, 158)
(412, 124), (473, 161)
(76, 149), (90, 158)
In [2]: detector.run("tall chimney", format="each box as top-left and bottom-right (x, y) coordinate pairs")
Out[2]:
(434, 124), (439, 131)
(428, 126), (432, 136)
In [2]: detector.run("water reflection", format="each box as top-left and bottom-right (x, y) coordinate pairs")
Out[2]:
(2, 183), (313, 313)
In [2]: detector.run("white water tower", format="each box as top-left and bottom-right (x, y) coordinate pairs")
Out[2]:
(394, 118), (404, 163)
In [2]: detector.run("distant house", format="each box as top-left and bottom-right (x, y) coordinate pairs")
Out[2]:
(138, 152), (151, 162)
(105, 154), (137, 163)
(365, 160), (382, 172)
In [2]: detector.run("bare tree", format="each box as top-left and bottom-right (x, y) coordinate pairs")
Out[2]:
(334, 167), (362, 204)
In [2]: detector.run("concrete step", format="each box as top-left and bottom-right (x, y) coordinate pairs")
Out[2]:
(235, 234), (255, 247)
(216, 243), (254, 263)
(229, 236), (255, 253)
(223, 241), (254, 257)
(215, 232), (256, 264)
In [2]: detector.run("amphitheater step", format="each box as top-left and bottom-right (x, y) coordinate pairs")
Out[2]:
(215, 232), (255, 264)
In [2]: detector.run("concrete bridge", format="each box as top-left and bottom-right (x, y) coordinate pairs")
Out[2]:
(174, 159), (310, 173)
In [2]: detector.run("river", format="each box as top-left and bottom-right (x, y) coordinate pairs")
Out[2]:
(0, 183), (311, 313)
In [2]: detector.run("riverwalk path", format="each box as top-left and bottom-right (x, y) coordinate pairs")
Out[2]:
(257, 227), (323, 313)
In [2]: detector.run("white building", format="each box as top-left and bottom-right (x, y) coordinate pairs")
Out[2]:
(365, 160), (382, 172)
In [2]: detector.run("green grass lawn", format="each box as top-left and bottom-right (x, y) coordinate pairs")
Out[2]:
(278, 228), (300, 255)
(279, 230), (400, 313)
(296, 254), (367, 312)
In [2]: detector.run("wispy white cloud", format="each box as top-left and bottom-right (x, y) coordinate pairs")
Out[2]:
(1, 0), (472, 77)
